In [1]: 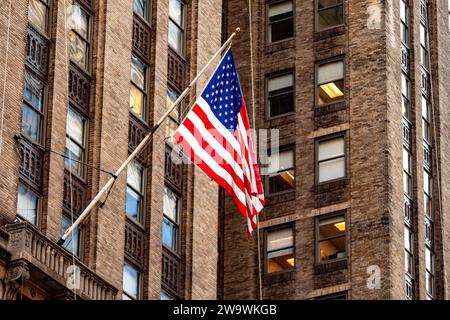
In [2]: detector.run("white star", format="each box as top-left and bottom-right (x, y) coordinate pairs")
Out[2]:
(206, 94), (209, 98)
(222, 66), (225, 70)
(224, 119), (228, 123)
(219, 113), (222, 116)
(212, 85), (215, 89)
(219, 105), (222, 109)
(227, 56), (230, 60)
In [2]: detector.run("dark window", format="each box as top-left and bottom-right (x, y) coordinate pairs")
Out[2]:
(267, 72), (294, 117)
(22, 70), (45, 144)
(126, 160), (144, 223)
(317, 214), (346, 262)
(267, 1), (294, 43)
(317, 60), (345, 106)
(168, 0), (185, 56)
(28, 0), (50, 34)
(315, 292), (348, 300)
(61, 214), (81, 256)
(123, 261), (141, 300)
(316, 0), (344, 31)
(317, 136), (345, 183)
(130, 54), (148, 120)
(68, 2), (91, 70)
(17, 184), (39, 225)
(266, 226), (294, 273)
(267, 148), (295, 194)
(162, 186), (180, 252)
(65, 107), (87, 178)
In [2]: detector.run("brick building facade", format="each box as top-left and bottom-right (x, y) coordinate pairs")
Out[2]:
(219, 0), (450, 300)
(0, 0), (221, 300)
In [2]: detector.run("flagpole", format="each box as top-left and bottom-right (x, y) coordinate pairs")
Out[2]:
(58, 27), (241, 245)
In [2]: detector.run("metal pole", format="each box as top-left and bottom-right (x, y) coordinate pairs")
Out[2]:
(58, 28), (241, 245)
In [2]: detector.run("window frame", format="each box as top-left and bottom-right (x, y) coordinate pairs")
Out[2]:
(68, 1), (93, 72)
(265, 145), (296, 196)
(122, 260), (143, 300)
(16, 182), (41, 227)
(21, 68), (47, 145)
(315, 0), (345, 32)
(315, 212), (347, 264)
(265, 69), (295, 120)
(65, 105), (89, 180)
(168, 0), (186, 57)
(315, 57), (346, 108)
(162, 185), (182, 254)
(60, 212), (83, 258)
(28, 0), (52, 36)
(130, 54), (149, 121)
(264, 223), (296, 275)
(266, 0), (295, 45)
(125, 160), (146, 225)
(315, 133), (347, 185)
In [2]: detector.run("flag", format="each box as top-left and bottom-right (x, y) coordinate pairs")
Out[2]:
(173, 49), (265, 237)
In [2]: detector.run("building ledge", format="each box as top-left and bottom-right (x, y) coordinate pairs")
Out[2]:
(5, 222), (118, 300)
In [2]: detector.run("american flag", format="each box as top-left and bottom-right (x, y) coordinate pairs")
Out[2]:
(173, 49), (265, 237)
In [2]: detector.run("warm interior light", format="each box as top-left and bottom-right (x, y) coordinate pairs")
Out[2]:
(286, 171), (295, 180)
(334, 221), (346, 231)
(320, 82), (344, 99)
(286, 258), (295, 267)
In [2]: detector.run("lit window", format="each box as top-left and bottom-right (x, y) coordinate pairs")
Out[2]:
(317, 60), (345, 106)
(317, 214), (346, 262)
(267, 148), (295, 194)
(267, 1), (294, 43)
(266, 226), (294, 273)
(68, 2), (91, 70)
(404, 226), (413, 275)
(130, 54), (147, 119)
(425, 247), (434, 298)
(61, 214), (81, 256)
(28, 0), (49, 34)
(168, 0), (185, 55)
(123, 262), (141, 300)
(65, 108), (87, 177)
(162, 187), (180, 252)
(22, 70), (44, 143)
(267, 73), (294, 117)
(133, 0), (149, 20)
(316, 0), (344, 31)
(403, 148), (412, 197)
(126, 161), (144, 222)
(317, 136), (345, 183)
(17, 184), (39, 225)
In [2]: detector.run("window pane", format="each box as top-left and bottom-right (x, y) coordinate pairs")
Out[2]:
(17, 185), (38, 225)
(127, 161), (143, 192)
(130, 84), (145, 118)
(123, 263), (139, 299)
(318, 61), (344, 84)
(167, 87), (181, 121)
(22, 104), (42, 143)
(268, 73), (293, 92)
(319, 216), (345, 239)
(318, 137), (344, 161)
(133, 0), (147, 18)
(425, 247), (433, 271)
(404, 226), (412, 251)
(267, 227), (293, 251)
(317, 61), (344, 105)
(169, 0), (183, 26)
(269, 1), (293, 18)
(268, 1), (294, 43)
(318, 79), (344, 105)
(420, 24), (427, 46)
(69, 31), (88, 68)
(61, 214), (80, 256)
(131, 55), (146, 89)
(268, 149), (294, 174)
(400, 1), (408, 23)
(161, 290), (174, 300)
(318, 0), (343, 9)
(402, 73), (409, 98)
(269, 170), (295, 193)
(168, 21), (183, 54)
(317, 5), (344, 31)
(403, 148), (411, 174)
(126, 186), (142, 221)
(65, 138), (83, 175)
(29, 0), (47, 33)
(67, 108), (85, 146)
(162, 217), (177, 251)
(70, 3), (89, 39)
(163, 187), (178, 222)
(319, 237), (345, 261)
(424, 170), (431, 195)
(24, 71), (44, 112)
(319, 157), (345, 182)
(269, 92), (294, 117)
(318, 215), (346, 261)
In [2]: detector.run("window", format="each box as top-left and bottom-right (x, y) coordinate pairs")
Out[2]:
(160, 290), (175, 300)
(28, 0), (49, 34)
(65, 107), (87, 177)
(317, 136), (345, 183)
(422, 96), (430, 142)
(317, 60), (345, 106)
(266, 226), (294, 273)
(130, 54), (148, 119)
(123, 261), (141, 300)
(61, 214), (81, 256)
(267, 72), (294, 117)
(68, 2), (91, 70)
(400, 0), (409, 45)
(17, 184), (39, 225)
(267, 1), (294, 43)
(267, 148), (295, 194)
(167, 87), (182, 123)
(126, 161), (144, 222)
(316, 0), (344, 31)
(162, 187), (180, 252)
(403, 148), (412, 197)
(133, 0), (149, 20)
(420, 23), (429, 70)
(425, 247), (434, 298)
(22, 70), (45, 144)
(404, 226), (413, 275)
(315, 292), (347, 300)
(317, 214), (346, 262)
(168, 0), (185, 55)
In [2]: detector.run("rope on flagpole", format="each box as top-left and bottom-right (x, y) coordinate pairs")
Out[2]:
(247, 0), (263, 301)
